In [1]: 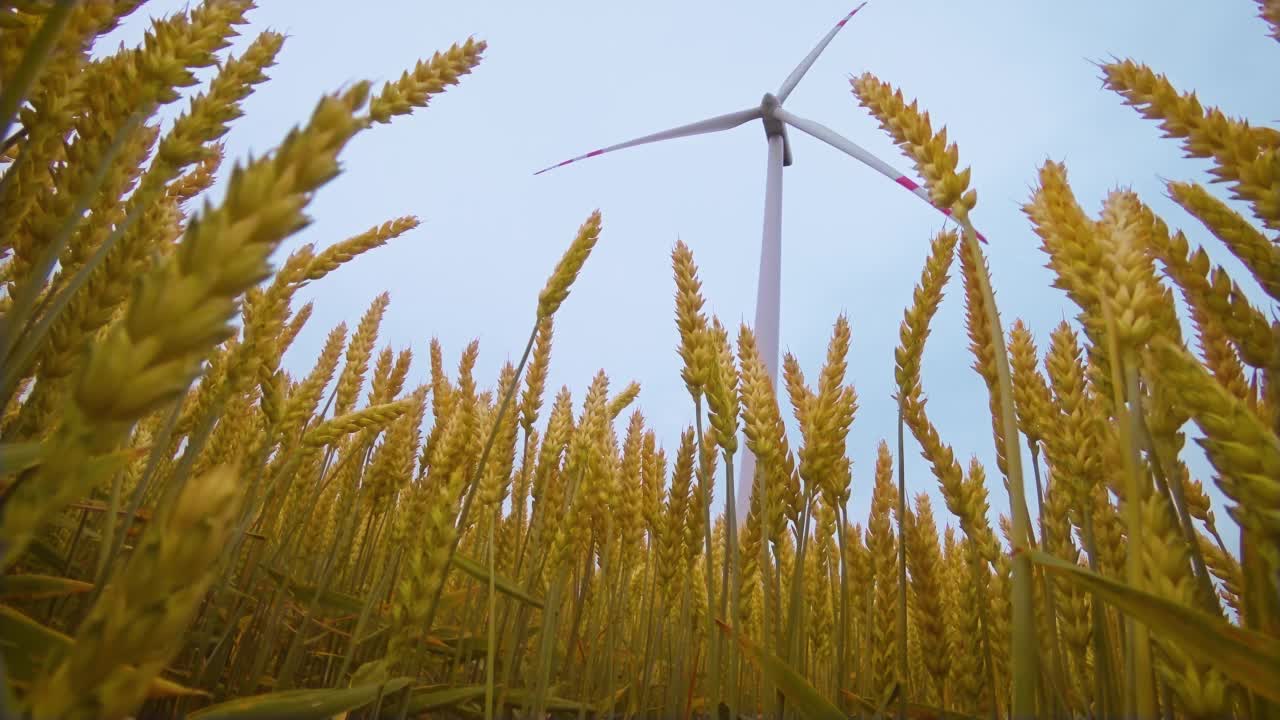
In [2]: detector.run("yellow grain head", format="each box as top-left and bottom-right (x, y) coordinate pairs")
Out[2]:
(1, 2), (134, 270)
(672, 239), (712, 398)
(428, 338), (453, 420)
(1140, 491), (1228, 717)
(703, 316), (740, 456)
(617, 409), (647, 553)
(279, 301), (314, 354)
(959, 236), (1009, 479)
(696, 421), (719, 520)
(366, 385), (428, 512)
(538, 210), (603, 320)
(1024, 162), (1117, 399)
(806, 314), (856, 511)
(1041, 468), (1092, 710)
(305, 216), (419, 282)
(867, 440), (900, 696)
(302, 399), (413, 448)
(807, 501), (836, 663)
(607, 379), (642, 420)
(1007, 320), (1054, 450)
(1147, 223), (1277, 376)
(1198, 533), (1244, 618)
(511, 425), (539, 530)
(555, 371), (610, 560)
(454, 341), (481, 420)
(905, 493), (950, 703)
(389, 474), (461, 667)
(738, 463), (765, 630)
(170, 146), (224, 205)
(1169, 180), (1279, 301)
(388, 349), (413, 401)
(961, 458), (999, 564)
(896, 230), (958, 399)
(850, 73), (977, 220)
(1260, 0), (1280, 40)
(947, 537), (992, 715)
(1099, 190), (1179, 354)
(1102, 57), (1279, 230)
(641, 429), (665, 539)
(334, 292), (390, 416)
(479, 361), (521, 509)
(369, 37), (486, 124)
(987, 522), (1013, 693)
(1187, 291), (1254, 408)
(1092, 482), (1129, 579)
(1043, 321), (1102, 513)
(1147, 338), (1280, 579)
(277, 322), (346, 443)
(781, 352), (812, 433)
(521, 316), (554, 432)
(1180, 473), (1227, 549)
(676, 427), (707, 573)
(738, 324), (797, 544)
(29, 465), (242, 720)
(660, 427), (696, 604)
(366, 346), (396, 405)
(844, 521), (871, 684)
(531, 386), (574, 520)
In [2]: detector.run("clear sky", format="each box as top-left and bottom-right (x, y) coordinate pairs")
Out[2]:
(110, 2), (1277, 551)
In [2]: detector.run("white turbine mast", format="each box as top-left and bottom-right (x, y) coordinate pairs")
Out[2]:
(534, 4), (981, 519)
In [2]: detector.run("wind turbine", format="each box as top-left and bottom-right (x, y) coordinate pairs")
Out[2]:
(534, 4), (978, 519)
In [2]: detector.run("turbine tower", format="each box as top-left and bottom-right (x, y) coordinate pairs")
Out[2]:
(535, 4), (977, 519)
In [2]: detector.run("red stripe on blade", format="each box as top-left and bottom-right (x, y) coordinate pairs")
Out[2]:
(837, 6), (863, 26)
(895, 176), (920, 191)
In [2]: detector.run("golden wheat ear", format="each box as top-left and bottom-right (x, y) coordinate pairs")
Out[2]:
(27, 465), (243, 720)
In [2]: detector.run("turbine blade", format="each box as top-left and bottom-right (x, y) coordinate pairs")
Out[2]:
(775, 3), (867, 104)
(776, 108), (988, 242)
(533, 107), (762, 175)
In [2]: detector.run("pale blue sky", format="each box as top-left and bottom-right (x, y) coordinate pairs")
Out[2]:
(111, 2), (1277, 549)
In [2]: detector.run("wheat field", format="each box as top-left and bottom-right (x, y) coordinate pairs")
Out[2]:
(1, 1), (1278, 719)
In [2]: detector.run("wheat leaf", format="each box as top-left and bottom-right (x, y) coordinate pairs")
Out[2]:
(0, 573), (92, 600)
(454, 552), (544, 609)
(717, 619), (844, 720)
(1028, 549), (1280, 703)
(188, 678), (413, 719)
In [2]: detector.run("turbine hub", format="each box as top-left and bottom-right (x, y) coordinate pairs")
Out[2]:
(760, 93), (785, 138)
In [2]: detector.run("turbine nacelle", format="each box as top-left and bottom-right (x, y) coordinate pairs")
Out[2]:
(760, 93), (794, 167)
